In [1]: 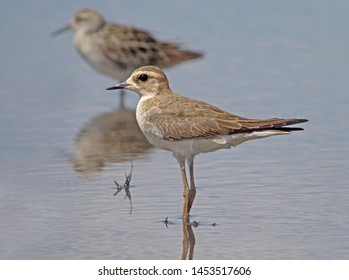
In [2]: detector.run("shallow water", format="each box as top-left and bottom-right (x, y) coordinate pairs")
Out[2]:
(1, 0), (349, 259)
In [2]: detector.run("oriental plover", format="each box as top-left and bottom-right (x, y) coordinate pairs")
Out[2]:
(107, 66), (308, 220)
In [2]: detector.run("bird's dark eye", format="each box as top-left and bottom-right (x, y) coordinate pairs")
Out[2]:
(75, 16), (85, 22)
(138, 74), (148, 82)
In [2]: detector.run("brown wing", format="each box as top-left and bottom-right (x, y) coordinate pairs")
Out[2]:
(98, 23), (166, 68)
(146, 94), (308, 141)
(97, 24), (201, 69)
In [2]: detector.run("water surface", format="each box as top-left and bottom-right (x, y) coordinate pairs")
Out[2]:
(1, 0), (348, 259)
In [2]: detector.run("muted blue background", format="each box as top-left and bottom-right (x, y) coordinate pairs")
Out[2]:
(0, 0), (348, 259)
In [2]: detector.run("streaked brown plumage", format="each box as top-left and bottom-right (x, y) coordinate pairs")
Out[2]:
(52, 9), (202, 82)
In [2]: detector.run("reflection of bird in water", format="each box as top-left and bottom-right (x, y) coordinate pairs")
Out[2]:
(182, 220), (196, 260)
(70, 107), (152, 180)
(52, 8), (203, 107)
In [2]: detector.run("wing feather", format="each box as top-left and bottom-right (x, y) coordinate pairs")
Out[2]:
(143, 94), (307, 141)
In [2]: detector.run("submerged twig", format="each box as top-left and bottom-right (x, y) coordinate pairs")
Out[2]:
(163, 217), (175, 228)
(113, 161), (133, 214)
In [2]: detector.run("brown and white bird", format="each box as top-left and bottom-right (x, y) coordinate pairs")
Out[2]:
(52, 8), (202, 106)
(107, 66), (308, 220)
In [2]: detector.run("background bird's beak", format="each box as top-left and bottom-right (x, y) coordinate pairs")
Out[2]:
(106, 82), (129, 90)
(51, 24), (71, 37)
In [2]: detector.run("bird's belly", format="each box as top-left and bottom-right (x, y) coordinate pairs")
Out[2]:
(143, 130), (289, 159)
(143, 133), (249, 158)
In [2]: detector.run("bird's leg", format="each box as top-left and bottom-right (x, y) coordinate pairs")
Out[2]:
(179, 159), (190, 221)
(187, 158), (196, 215)
(118, 89), (125, 109)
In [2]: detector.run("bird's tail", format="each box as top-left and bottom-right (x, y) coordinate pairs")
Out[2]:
(160, 42), (203, 67)
(238, 118), (308, 133)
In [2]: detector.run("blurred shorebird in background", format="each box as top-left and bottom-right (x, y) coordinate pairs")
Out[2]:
(52, 8), (202, 107)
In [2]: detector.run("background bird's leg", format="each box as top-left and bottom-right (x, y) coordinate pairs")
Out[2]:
(187, 158), (196, 215)
(179, 159), (190, 221)
(118, 89), (125, 109)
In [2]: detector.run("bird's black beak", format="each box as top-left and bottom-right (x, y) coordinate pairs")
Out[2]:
(51, 25), (71, 37)
(106, 82), (129, 90)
